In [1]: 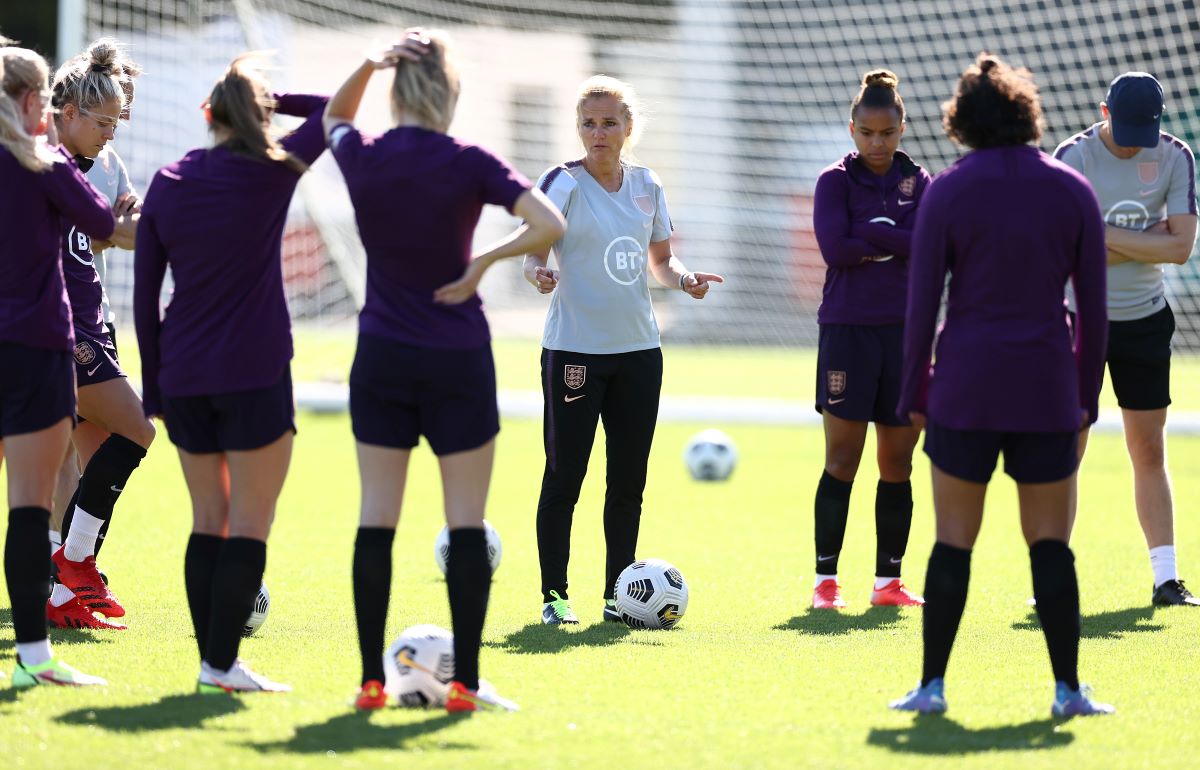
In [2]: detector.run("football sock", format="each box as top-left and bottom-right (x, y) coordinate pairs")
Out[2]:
(814, 471), (853, 574)
(16, 639), (53, 667)
(50, 582), (76, 608)
(354, 527), (395, 686)
(63, 509), (104, 562)
(204, 537), (266, 672)
(815, 573), (837, 586)
(184, 533), (225, 660)
(874, 576), (897, 591)
(1149, 545), (1177, 588)
(875, 480), (913, 579)
(58, 485), (81, 549)
(49, 529), (61, 552)
(6, 507), (52, 645)
(1030, 539), (1080, 691)
(62, 434), (146, 559)
(446, 527), (490, 692)
(921, 541), (971, 686)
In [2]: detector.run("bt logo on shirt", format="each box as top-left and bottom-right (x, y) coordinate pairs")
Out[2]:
(604, 235), (644, 285)
(1106, 200), (1152, 230)
(67, 226), (94, 266)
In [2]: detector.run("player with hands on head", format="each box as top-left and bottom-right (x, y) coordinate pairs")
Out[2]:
(809, 69), (930, 611)
(0, 42), (115, 686)
(1054, 72), (1199, 607)
(323, 30), (564, 712)
(135, 53), (331, 694)
(890, 53), (1112, 718)
(524, 75), (722, 628)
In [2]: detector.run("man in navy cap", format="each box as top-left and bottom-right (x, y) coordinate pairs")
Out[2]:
(1055, 72), (1199, 606)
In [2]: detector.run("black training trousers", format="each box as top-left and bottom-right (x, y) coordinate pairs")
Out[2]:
(536, 347), (663, 603)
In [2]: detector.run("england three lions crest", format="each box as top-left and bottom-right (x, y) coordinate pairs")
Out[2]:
(1138, 162), (1159, 185)
(827, 370), (846, 396)
(898, 176), (917, 197)
(73, 341), (96, 365)
(564, 365), (586, 390)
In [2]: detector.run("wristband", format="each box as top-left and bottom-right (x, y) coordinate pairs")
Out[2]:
(679, 272), (690, 291)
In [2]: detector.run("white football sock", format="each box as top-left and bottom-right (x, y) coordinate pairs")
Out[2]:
(50, 582), (76, 608)
(1150, 545), (1178, 588)
(815, 573), (837, 586)
(17, 639), (53, 667)
(63, 507), (105, 562)
(874, 576), (898, 590)
(49, 530), (61, 555)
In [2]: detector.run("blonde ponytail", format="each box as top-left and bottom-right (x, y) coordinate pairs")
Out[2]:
(208, 53), (306, 173)
(0, 46), (55, 173)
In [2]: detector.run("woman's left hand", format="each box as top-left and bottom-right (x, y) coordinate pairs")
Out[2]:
(682, 271), (724, 299)
(433, 259), (486, 305)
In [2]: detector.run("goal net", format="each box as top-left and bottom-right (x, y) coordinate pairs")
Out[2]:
(74, 0), (1200, 350)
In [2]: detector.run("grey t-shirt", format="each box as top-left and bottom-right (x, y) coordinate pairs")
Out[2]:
(538, 160), (673, 353)
(85, 145), (135, 324)
(1055, 124), (1197, 321)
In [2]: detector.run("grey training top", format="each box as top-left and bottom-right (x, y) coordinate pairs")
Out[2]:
(85, 145), (135, 324)
(1055, 124), (1197, 321)
(537, 160), (673, 353)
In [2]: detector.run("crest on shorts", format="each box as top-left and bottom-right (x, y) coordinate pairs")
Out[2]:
(898, 176), (916, 197)
(633, 194), (655, 216)
(564, 365), (586, 390)
(1138, 162), (1159, 185)
(73, 341), (95, 365)
(827, 370), (846, 396)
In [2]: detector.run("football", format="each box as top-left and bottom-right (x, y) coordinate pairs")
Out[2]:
(434, 520), (503, 575)
(613, 559), (689, 630)
(684, 429), (737, 481)
(384, 624), (456, 707)
(241, 583), (270, 637)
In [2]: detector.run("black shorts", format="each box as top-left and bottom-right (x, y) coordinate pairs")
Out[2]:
(350, 333), (499, 456)
(162, 367), (295, 454)
(106, 322), (118, 358)
(815, 323), (908, 426)
(924, 420), (1077, 484)
(0, 343), (75, 437)
(1106, 303), (1173, 411)
(73, 335), (124, 388)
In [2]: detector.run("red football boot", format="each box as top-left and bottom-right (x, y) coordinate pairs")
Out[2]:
(52, 548), (125, 617)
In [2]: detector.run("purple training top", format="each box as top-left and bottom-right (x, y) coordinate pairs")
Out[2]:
(813, 151), (930, 326)
(0, 145), (114, 351)
(328, 123), (531, 348)
(62, 200), (108, 342)
(134, 93), (329, 415)
(898, 145), (1108, 432)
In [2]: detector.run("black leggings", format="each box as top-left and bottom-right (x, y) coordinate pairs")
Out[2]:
(536, 347), (663, 603)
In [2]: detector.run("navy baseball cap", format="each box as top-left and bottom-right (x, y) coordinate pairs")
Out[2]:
(1106, 72), (1164, 148)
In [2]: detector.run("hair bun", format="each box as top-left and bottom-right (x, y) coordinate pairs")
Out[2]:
(88, 39), (119, 72)
(977, 54), (1000, 75)
(862, 69), (899, 89)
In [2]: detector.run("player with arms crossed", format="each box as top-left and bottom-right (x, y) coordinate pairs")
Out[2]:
(0, 42), (114, 686)
(1054, 72), (1199, 607)
(525, 75), (722, 626)
(135, 55), (329, 693)
(324, 31), (564, 711)
(891, 54), (1113, 717)
(810, 70), (929, 610)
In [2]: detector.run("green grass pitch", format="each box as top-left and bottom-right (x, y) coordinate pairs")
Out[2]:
(2, 341), (1199, 769)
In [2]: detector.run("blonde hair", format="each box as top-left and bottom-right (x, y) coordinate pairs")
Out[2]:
(576, 75), (643, 155)
(0, 45), (55, 172)
(52, 38), (127, 117)
(208, 53), (306, 173)
(390, 29), (459, 132)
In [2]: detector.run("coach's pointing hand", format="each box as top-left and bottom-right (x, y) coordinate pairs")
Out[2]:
(682, 271), (724, 299)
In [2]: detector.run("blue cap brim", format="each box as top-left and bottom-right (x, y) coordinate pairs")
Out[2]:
(1111, 119), (1159, 149)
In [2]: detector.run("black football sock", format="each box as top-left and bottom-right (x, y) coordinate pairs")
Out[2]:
(64, 434), (146, 559)
(184, 533), (225, 660)
(58, 483), (82, 544)
(446, 527), (490, 691)
(6, 507), (52, 644)
(354, 527), (395, 686)
(814, 471), (853, 575)
(921, 542), (972, 686)
(205, 537), (266, 672)
(875, 480), (914, 579)
(1030, 539), (1081, 690)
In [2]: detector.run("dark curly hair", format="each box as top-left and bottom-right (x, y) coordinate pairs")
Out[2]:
(942, 53), (1043, 148)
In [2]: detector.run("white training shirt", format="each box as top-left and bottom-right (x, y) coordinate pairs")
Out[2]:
(1055, 125), (1197, 321)
(537, 159), (673, 354)
(85, 145), (135, 324)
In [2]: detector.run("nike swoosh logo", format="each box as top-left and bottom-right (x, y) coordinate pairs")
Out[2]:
(87, 364), (102, 376)
(395, 652), (436, 678)
(564, 395), (586, 403)
(828, 398), (846, 404)
(1139, 188), (1159, 197)
(889, 557), (903, 564)
(817, 555), (836, 562)
(110, 486), (123, 493)
(897, 199), (914, 206)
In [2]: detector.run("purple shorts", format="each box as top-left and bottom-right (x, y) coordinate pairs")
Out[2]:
(162, 367), (295, 454)
(73, 334), (124, 388)
(816, 323), (908, 426)
(0, 343), (75, 437)
(350, 333), (499, 456)
(924, 420), (1078, 484)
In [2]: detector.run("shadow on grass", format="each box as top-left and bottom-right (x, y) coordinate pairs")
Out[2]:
(0, 608), (10, 651)
(250, 711), (473, 755)
(773, 606), (903, 636)
(56, 693), (244, 731)
(867, 714), (1073, 754)
(1011, 605), (1163, 639)
(0, 607), (120, 652)
(486, 622), (631, 654)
